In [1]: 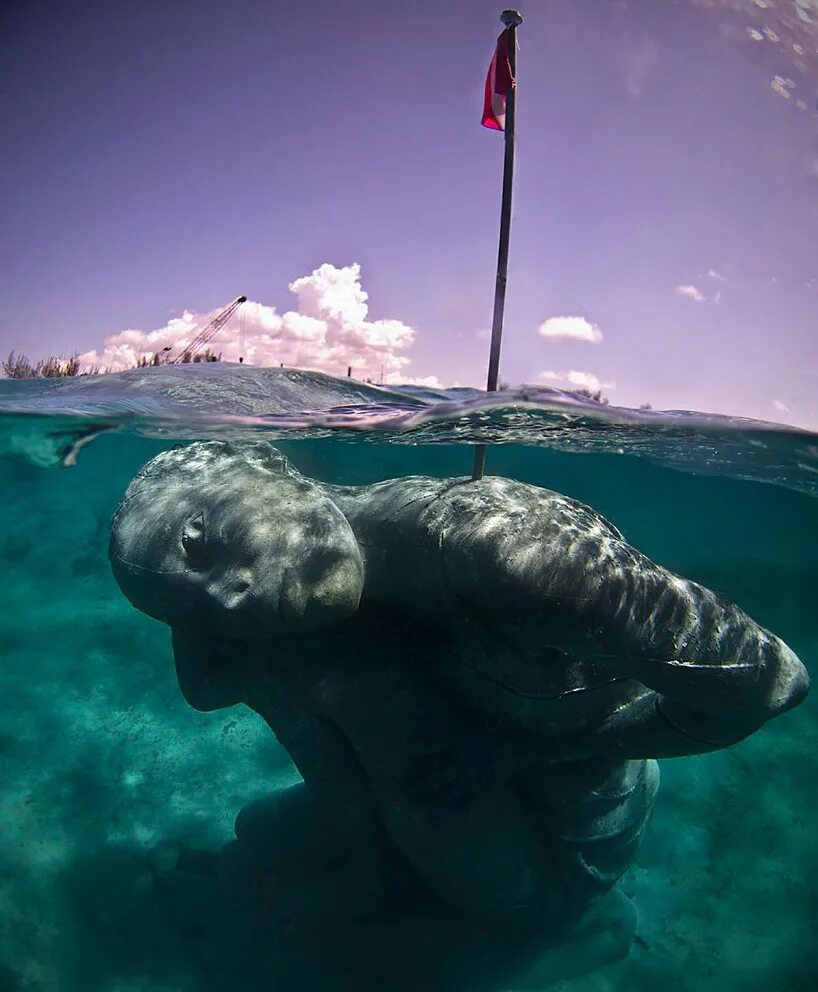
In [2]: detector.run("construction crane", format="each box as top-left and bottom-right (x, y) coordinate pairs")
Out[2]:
(170, 295), (247, 364)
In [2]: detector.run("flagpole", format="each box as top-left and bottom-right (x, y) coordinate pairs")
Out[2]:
(472, 9), (522, 482)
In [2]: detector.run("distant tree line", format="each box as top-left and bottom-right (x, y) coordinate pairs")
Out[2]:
(2, 352), (82, 378)
(572, 386), (610, 405)
(562, 388), (653, 410)
(2, 348), (221, 378)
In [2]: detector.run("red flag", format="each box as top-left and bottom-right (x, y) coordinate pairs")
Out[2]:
(482, 28), (513, 131)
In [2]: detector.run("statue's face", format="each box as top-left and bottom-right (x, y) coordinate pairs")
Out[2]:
(109, 442), (363, 641)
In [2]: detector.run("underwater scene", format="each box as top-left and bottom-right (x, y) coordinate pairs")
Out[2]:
(0, 368), (816, 992)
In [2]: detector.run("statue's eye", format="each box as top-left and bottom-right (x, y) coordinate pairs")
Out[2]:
(181, 514), (207, 563)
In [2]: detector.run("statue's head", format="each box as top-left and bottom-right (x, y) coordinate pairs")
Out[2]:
(110, 441), (363, 641)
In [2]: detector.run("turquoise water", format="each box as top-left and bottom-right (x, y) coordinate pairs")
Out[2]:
(0, 369), (816, 991)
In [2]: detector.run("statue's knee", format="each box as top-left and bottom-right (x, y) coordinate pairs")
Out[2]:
(229, 787), (387, 929)
(235, 790), (287, 845)
(234, 783), (319, 852)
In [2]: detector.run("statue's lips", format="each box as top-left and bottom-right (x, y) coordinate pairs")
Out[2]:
(278, 559), (363, 630)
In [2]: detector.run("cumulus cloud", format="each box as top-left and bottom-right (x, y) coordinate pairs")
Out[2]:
(79, 263), (418, 379)
(538, 315), (603, 344)
(539, 370), (615, 393)
(676, 283), (706, 302)
(706, 268), (726, 282)
(772, 399), (791, 412)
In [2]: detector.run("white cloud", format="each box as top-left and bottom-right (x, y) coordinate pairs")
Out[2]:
(80, 263), (418, 379)
(676, 283), (706, 302)
(539, 369), (615, 393)
(706, 269), (726, 282)
(772, 399), (791, 412)
(538, 315), (604, 344)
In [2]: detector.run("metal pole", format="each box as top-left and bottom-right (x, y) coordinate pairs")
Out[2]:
(472, 9), (522, 482)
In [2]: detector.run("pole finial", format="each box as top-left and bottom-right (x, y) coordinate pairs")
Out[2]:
(500, 9), (523, 28)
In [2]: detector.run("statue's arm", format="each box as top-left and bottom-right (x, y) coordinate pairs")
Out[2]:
(442, 492), (809, 755)
(580, 569), (809, 757)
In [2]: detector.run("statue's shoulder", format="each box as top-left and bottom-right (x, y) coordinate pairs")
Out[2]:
(337, 474), (625, 555)
(415, 476), (625, 543)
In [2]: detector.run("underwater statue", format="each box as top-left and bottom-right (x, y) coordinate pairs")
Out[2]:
(109, 440), (808, 992)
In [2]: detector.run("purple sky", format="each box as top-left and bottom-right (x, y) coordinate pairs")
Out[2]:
(1, 0), (817, 426)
